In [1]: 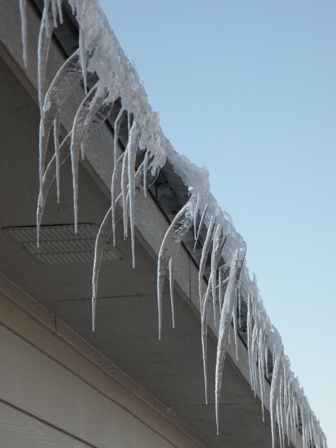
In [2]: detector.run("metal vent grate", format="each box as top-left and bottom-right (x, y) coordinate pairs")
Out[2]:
(4, 224), (123, 264)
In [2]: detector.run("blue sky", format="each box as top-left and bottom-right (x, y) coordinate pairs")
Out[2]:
(99, 1), (336, 445)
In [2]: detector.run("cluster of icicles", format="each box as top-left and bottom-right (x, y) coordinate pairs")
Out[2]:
(19, 1), (327, 447)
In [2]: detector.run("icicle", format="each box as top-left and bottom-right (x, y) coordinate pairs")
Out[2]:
(246, 290), (254, 386)
(193, 193), (201, 241)
(215, 245), (246, 434)
(218, 265), (223, 313)
(286, 376), (295, 444)
(257, 327), (266, 420)
(200, 272), (213, 404)
(168, 249), (179, 329)
(269, 327), (284, 448)
(250, 312), (259, 394)
(278, 371), (285, 448)
(198, 216), (215, 310)
(127, 119), (144, 268)
(39, 49), (82, 187)
(276, 401), (283, 448)
(91, 96), (114, 129)
(110, 151), (124, 237)
(19, 0), (27, 67)
(219, 274), (229, 312)
(70, 85), (108, 232)
(56, 0), (63, 24)
(141, 128), (167, 195)
(51, 0), (58, 27)
(121, 136), (129, 239)
(259, 320), (270, 421)
(92, 162), (148, 331)
(79, 30), (88, 94)
(36, 132), (71, 245)
(237, 281), (242, 328)
(142, 149), (149, 196)
(193, 203), (208, 251)
(210, 224), (224, 326)
(37, 5), (54, 112)
(247, 275), (265, 399)
(290, 375), (298, 444)
(92, 206), (112, 331)
(282, 361), (288, 437)
(111, 108), (126, 245)
(157, 195), (196, 339)
(53, 111), (61, 202)
(232, 297), (239, 361)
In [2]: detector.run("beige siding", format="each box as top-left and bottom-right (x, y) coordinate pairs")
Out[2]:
(0, 401), (89, 448)
(0, 277), (207, 448)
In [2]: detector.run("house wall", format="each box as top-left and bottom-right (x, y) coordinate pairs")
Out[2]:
(0, 274), (208, 448)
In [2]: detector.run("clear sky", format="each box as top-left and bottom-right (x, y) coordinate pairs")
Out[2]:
(99, 1), (336, 446)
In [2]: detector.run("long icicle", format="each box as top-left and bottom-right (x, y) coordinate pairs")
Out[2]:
(37, 132), (71, 245)
(168, 246), (180, 329)
(193, 193), (201, 241)
(127, 121), (142, 268)
(53, 110), (61, 202)
(39, 49), (82, 188)
(201, 272), (212, 404)
(232, 291), (239, 361)
(210, 225), (225, 327)
(92, 161), (148, 330)
(92, 206), (112, 331)
(19, 0), (27, 67)
(121, 134), (129, 239)
(37, 4), (54, 112)
(70, 86), (107, 232)
(56, 0), (63, 24)
(157, 195), (196, 339)
(269, 328), (284, 448)
(111, 108), (126, 245)
(193, 203), (208, 251)
(198, 216), (215, 310)
(215, 246), (246, 434)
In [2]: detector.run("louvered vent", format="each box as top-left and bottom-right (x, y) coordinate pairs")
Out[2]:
(4, 224), (123, 264)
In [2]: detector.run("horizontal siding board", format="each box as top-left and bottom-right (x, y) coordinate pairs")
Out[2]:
(0, 323), (176, 448)
(0, 276), (207, 448)
(0, 275), (208, 448)
(0, 401), (91, 448)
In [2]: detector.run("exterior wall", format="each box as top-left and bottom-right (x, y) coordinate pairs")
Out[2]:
(0, 274), (207, 448)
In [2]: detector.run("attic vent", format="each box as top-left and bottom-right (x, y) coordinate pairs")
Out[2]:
(4, 224), (123, 264)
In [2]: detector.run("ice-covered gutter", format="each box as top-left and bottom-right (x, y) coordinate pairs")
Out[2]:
(19, 1), (327, 447)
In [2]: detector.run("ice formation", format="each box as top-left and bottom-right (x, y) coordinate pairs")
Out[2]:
(18, 1), (327, 447)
